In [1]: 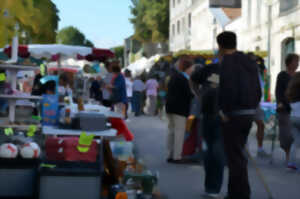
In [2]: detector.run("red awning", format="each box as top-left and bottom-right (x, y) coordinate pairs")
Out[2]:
(4, 45), (115, 62)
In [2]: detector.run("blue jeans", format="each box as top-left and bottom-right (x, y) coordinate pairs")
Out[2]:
(132, 91), (142, 116)
(202, 115), (225, 194)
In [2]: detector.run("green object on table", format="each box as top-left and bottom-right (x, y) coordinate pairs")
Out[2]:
(32, 116), (42, 121)
(77, 132), (94, 153)
(27, 125), (37, 137)
(40, 164), (56, 169)
(4, 128), (14, 136)
(40, 64), (46, 76)
(0, 73), (6, 81)
(123, 170), (158, 195)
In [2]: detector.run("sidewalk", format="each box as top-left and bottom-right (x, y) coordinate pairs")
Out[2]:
(127, 116), (300, 199)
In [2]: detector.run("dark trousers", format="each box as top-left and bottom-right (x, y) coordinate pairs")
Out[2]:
(132, 91), (142, 116)
(222, 116), (253, 199)
(203, 115), (225, 194)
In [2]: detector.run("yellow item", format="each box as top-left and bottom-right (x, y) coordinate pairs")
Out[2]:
(40, 64), (46, 76)
(27, 125), (37, 137)
(186, 115), (196, 132)
(77, 132), (94, 153)
(4, 128), (14, 136)
(0, 73), (6, 81)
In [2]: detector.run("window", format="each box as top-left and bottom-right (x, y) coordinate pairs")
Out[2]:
(188, 13), (192, 28)
(172, 24), (175, 37)
(280, 0), (298, 13)
(177, 20), (180, 35)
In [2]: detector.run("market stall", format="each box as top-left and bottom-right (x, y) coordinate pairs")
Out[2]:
(0, 43), (157, 199)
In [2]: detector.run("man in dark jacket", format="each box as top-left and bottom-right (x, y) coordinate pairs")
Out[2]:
(191, 63), (225, 198)
(217, 31), (261, 199)
(166, 57), (194, 163)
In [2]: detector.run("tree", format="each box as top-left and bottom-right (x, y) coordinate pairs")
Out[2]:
(112, 45), (124, 66)
(56, 26), (94, 47)
(130, 0), (169, 43)
(0, 0), (59, 47)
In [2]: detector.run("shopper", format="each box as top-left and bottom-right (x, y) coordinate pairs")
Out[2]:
(145, 75), (159, 116)
(110, 64), (127, 118)
(124, 69), (133, 119)
(90, 76), (103, 103)
(166, 57), (194, 164)
(217, 31), (261, 199)
(102, 63), (114, 108)
(275, 53), (299, 169)
(132, 77), (145, 116)
(287, 72), (300, 171)
(248, 53), (269, 157)
(191, 63), (225, 198)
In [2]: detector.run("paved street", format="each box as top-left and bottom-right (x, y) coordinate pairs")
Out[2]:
(127, 116), (300, 199)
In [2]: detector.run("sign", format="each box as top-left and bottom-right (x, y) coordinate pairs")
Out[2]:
(41, 94), (59, 126)
(209, 0), (241, 8)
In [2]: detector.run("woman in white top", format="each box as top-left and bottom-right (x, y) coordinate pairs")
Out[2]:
(287, 72), (300, 171)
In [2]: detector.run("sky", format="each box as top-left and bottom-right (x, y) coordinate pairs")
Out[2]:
(51, 0), (134, 48)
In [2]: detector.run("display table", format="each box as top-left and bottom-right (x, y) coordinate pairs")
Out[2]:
(0, 158), (40, 199)
(0, 64), (41, 124)
(38, 141), (103, 199)
(42, 126), (117, 137)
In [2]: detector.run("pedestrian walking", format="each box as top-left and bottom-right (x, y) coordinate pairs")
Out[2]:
(90, 76), (103, 103)
(275, 53), (299, 169)
(217, 31), (262, 199)
(248, 53), (269, 158)
(145, 76), (159, 116)
(102, 63), (114, 108)
(166, 57), (194, 163)
(132, 77), (145, 116)
(287, 71), (300, 171)
(191, 63), (225, 198)
(125, 69), (133, 119)
(109, 64), (127, 118)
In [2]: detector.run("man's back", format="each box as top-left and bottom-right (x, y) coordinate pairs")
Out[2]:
(219, 51), (262, 115)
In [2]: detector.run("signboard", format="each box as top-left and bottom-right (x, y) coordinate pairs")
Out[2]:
(42, 94), (59, 126)
(209, 0), (241, 8)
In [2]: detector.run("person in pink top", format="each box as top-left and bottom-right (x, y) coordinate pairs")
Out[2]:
(145, 76), (159, 116)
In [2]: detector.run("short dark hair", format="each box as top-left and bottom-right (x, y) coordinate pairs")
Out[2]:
(217, 31), (237, 49)
(112, 65), (121, 73)
(178, 58), (193, 72)
(285, 53), (299, 67)
(124, 69), (131, 77)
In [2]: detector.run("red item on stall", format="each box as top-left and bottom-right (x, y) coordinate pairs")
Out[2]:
(109, 117), (134, 141)
(63, 137), (99, 163)
(45, 137), (65, 161)
(45, 137), (99, 162)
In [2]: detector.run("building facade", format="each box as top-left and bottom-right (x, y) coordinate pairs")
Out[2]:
(169, 0), (300, 96)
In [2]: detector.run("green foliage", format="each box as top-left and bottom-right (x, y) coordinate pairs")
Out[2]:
(56, 26), (94, 47)
(130, 0), (169, 43)
(0, 0), (59, 47)
(113, 46), (124, 59)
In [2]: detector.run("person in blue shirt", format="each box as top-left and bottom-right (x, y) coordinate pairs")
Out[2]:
(109, 63), (127, 118)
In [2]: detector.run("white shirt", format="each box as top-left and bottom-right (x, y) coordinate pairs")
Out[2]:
(133, 79), (145, 92)
(125, 78), (133, 97)
(291, 102), (300, 117)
